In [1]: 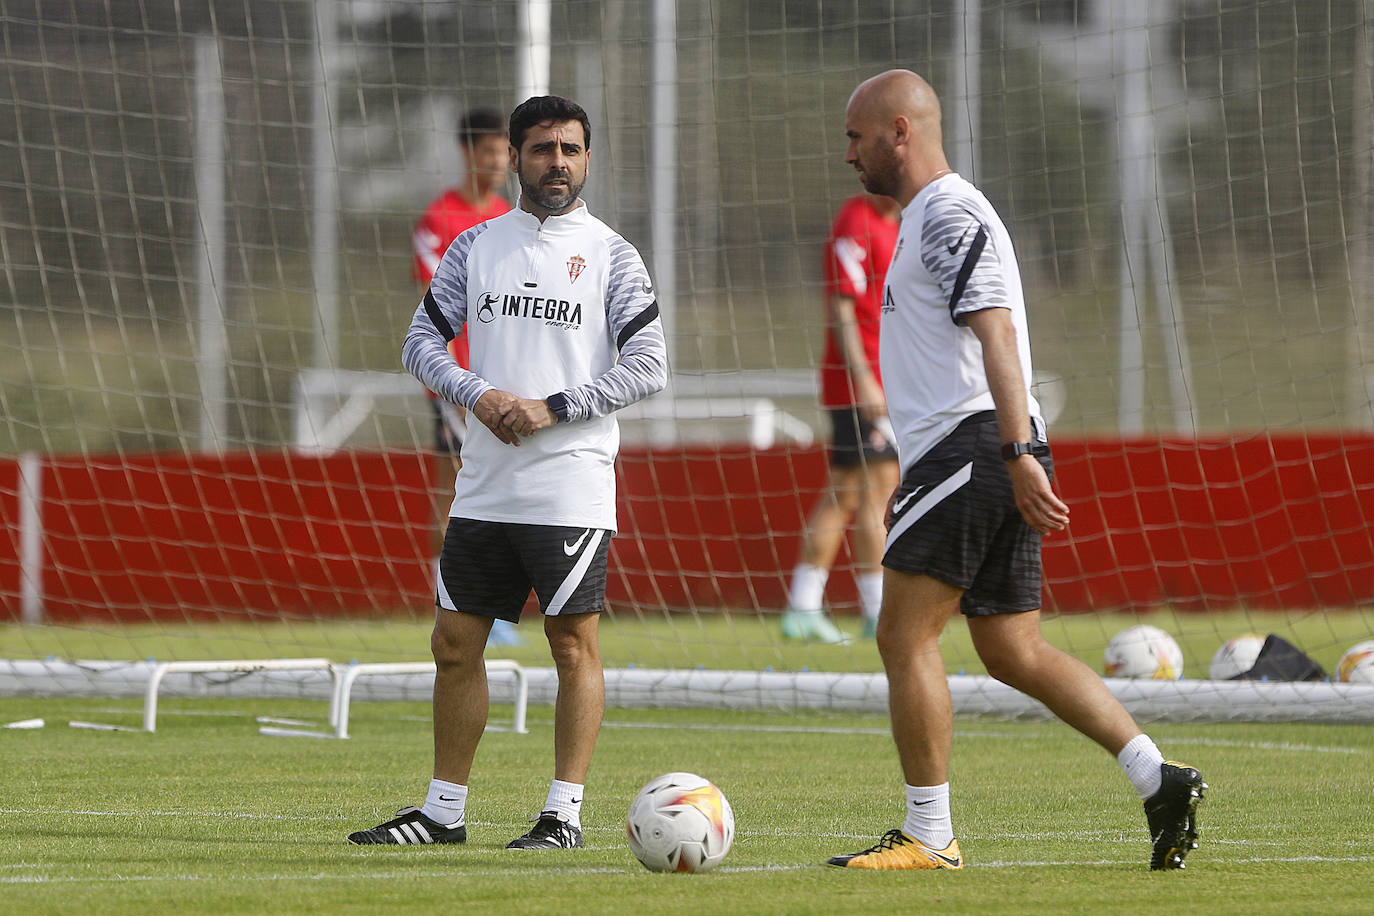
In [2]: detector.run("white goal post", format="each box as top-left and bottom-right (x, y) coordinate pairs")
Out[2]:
(0, 658), (529, 738)
(5, 659), (1370, 725)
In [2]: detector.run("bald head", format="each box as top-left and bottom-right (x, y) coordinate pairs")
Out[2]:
(850, 69), (943, 139)
(844, 69), (950, 205)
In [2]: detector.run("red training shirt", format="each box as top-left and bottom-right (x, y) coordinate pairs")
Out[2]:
(819, 195), (900, 408)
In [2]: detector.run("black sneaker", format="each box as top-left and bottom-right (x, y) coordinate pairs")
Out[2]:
(347, 806), (466, 845)
(1144, 762), (1207, 870)
(506, 811), (584, 849)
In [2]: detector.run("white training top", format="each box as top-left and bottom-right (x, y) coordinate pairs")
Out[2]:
(402, 202), (668, 531)
(879, 173), (1042, 472)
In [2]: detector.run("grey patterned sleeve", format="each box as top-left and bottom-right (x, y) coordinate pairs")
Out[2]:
(552, 236), (669, 422)
(919, 193), (1009, 325)
(400, 225), (494, 410)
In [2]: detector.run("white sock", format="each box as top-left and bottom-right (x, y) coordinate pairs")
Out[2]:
(858, 571), (883, 622)
(543, 779), (584, 828)
(419, 778), (466, 826)
(1117, 733), (1166, 799)
(789, 563), (828, 611)
(903, 783), (954, 849)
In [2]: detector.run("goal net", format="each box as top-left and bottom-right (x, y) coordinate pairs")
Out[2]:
(2, 0), (1372, 724)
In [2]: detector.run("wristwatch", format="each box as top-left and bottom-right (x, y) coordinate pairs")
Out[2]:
(1001, 442), (1035, 461)
(544, 392), (570, 423)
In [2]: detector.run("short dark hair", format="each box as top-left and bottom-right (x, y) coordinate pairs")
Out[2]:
(508, 96), (591, 152)
(458, 107), (506, 147)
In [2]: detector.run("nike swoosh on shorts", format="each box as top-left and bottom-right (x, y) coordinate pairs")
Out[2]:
(564, 529), (591, 556)
(891, 486), (925, 518)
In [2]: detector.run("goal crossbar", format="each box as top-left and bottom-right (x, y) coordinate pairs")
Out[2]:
(6, 660), (1369, 725)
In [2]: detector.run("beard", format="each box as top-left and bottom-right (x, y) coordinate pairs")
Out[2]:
(855, 141), (900, 197)
(519, 167), (586, 215)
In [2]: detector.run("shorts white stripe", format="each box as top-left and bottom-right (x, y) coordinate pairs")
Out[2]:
(545, 529), (604, 616)
(436, 556), (456, 611)
(884, 461), (974, 554)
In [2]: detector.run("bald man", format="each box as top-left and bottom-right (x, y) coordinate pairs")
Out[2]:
(825, 70), (1207, 872)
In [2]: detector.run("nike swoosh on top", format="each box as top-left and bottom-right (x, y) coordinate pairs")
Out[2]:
(947, 226), (969, 255)
(564, 529), (591, 556)
(438, 795), (461, 801)
(910, 798), (937, 806)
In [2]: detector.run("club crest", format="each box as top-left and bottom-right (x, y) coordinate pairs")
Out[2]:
(567, 254), (587, 283)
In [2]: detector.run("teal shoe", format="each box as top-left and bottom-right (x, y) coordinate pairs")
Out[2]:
(781, 610), (851, 644)
(486, 619), (524, 647)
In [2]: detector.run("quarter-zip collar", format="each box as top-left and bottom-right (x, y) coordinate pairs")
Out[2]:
(513, 197), (592, 233)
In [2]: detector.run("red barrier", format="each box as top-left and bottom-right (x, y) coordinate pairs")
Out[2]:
(610, 434), (1374, 613)
(0, 450), (435, 622)
(1045, 434), (1374, 612)
(1, 435), (1371, 621)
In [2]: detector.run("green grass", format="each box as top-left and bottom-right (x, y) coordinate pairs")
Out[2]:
(2, 697), (1373, 914)
(5, 608), (1373, 678)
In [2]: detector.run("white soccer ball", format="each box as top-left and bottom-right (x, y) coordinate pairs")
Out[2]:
(1104, 625), (1184, 679)
(1336, 640), (1374, 685)
(626, 772), (735, 873)
(1208, 633), (1266, 680)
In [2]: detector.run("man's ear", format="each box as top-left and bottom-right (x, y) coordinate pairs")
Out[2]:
(508, 145), (519, 173)
(892, 114), (911, 147)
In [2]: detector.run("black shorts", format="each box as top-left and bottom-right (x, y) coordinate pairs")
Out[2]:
(882, 411), (1052, 616)
(436, 517), (611, 622)
(829, 408), (899, 469)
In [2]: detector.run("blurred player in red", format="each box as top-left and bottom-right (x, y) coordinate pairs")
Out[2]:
(782, 193), (902, 643)
(413, 107), (518, 645)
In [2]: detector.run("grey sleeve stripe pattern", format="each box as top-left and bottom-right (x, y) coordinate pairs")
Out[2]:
(920, 195), (1008, 324)
(400, 225), (492, 411)
(555, 236), (668, 423)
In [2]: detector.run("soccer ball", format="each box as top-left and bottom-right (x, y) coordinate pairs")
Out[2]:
(1335, 640), (1374, 685)
(626, 772), (735, 873)
(1208, 633), (1266, 680)
(1104, 625), (1184, 679)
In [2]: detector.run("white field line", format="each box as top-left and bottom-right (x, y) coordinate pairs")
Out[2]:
(3, 808), (1372, 855)
(601, 720), (1370, 755)
(50, 709), (1374, 755)
(601, 720), (889, 736)
(6, 855), (1374, 886)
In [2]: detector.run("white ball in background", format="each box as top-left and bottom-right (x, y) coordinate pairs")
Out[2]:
(1336, 640), (1374, 685)
(1104, 625), (1184, 679)
(1208, 633), (1267, 680)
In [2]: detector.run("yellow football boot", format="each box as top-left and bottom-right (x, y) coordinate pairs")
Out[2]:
(827, 829), (963, 870)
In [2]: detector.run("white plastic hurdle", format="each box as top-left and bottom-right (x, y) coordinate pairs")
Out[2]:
(142, 658), (338, 733)
(330, 660), (528, 739)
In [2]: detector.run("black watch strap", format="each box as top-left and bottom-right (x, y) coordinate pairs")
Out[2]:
(1001, 441), (1035, 461)
(545, 392), (571, 423)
